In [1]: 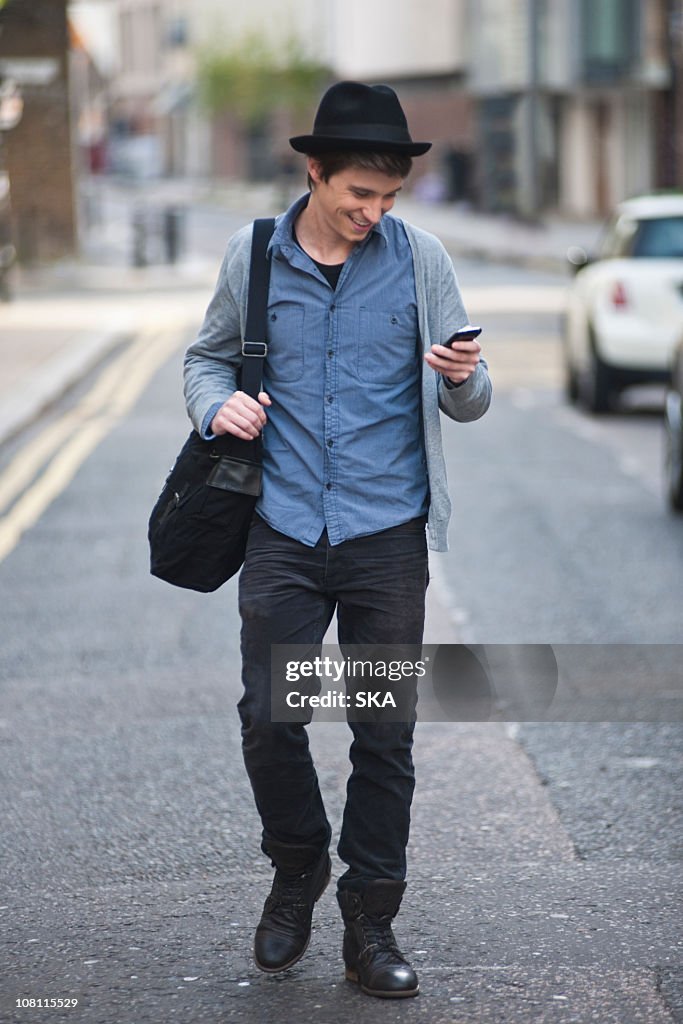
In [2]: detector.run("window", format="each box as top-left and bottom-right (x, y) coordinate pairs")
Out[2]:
(631, 217), (683, 259)
(581, 0), (639, 82)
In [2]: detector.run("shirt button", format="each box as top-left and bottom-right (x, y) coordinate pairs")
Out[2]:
(325, 482), (332, 490)
(330, 304), (336, 312)
(326, 439), (334, 447)
(327, 395), (334, 403)
(327, 349), (333, 357)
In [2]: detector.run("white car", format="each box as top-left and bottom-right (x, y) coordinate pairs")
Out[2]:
(564, 194), (683, 412)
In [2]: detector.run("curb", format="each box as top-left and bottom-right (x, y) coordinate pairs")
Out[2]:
(393, 198), (591, 275)
(0, 327), (130, 448)
(441, 238), (568, 274)
(14, 261), (217, 295)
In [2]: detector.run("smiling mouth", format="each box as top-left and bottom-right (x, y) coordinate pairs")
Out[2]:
(349, 216), (371, 229)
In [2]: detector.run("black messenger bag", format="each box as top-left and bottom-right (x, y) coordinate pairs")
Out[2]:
(147, 217), (275, 592)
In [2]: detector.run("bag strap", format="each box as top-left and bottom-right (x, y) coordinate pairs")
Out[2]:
(240, 217), (276, 399)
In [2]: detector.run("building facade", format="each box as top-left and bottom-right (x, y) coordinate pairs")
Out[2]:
(467, 0), (672, 218)
(7, 0), (679, 268)
(325, 0), (474, 199)
(102, 0), (474, 192)
(107, 0), (329, 179)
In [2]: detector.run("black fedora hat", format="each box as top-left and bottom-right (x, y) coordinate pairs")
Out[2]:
(289, 81), (431, 156)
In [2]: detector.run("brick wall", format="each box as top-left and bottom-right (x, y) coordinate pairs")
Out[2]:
(390, 82), (475, 200)
(0, 0), (76, 262)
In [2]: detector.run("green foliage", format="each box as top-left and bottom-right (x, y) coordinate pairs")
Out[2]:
(197, 32), (328, 128)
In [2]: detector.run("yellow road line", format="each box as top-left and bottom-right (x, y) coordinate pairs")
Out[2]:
(0, 412), (83, 516)
(0, 327), (163, 515)
(0, 325), (187, 566)
(0, 417), (113, 564)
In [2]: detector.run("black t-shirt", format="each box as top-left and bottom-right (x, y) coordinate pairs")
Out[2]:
(293, 225), (345, 289)
(312, 258), (345, 290)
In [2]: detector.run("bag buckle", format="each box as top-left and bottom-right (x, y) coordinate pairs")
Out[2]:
(242, 341), (268, 357)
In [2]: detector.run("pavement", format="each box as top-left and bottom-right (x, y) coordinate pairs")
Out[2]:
(0, 175), (601, 448)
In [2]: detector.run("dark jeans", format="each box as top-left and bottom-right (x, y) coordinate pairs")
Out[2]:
(237, 514), (428, 892)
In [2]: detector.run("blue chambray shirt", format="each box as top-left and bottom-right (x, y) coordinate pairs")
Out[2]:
(255, 193), (428, 547)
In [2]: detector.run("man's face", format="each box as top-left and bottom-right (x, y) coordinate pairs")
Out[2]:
(307, 160), (404, 246)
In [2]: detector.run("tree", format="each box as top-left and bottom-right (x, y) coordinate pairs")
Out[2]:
(196, 32), (328, 131)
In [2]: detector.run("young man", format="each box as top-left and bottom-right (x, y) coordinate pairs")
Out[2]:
(183, 81), (491, 998)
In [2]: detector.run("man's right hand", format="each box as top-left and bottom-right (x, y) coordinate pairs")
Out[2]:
(210, 390), (271, 440)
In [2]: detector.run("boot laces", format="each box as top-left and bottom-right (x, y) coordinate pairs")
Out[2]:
(265, 870), (310, 916)
(359, 914), (408, 966)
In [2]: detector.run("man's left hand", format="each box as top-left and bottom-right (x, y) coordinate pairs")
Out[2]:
(424, 340), (481, 385)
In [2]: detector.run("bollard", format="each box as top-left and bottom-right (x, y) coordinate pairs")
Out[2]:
(132, 208), (147, 267)
(0, 242), (15, 302)
(163, 205), (183, 264)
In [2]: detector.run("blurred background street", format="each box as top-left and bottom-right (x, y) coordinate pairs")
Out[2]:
(0, 1), (682, 1022)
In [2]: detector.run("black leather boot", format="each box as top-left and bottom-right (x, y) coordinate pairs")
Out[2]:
(337, 880), (419, 998)
(253, 840), (331, 973)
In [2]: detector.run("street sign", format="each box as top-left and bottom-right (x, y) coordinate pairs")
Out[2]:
(0, 57), (59, 87)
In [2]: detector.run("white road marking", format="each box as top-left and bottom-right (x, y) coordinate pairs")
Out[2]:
(424, 554), (473, 644)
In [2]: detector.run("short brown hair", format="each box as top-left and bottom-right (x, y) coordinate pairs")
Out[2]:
(307, 151), (412, 190)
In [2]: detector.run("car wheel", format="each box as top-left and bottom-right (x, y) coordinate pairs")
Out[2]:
(581, 333), (615, 414)
(561, 315), (579, 403)
(664, 392), (683, 512)
(564, 354), (580, 403)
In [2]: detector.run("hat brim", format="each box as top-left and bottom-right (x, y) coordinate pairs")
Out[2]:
(289, 134), (431, 157)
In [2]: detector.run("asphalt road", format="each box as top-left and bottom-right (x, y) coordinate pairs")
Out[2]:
(0, 237), (681, 1023)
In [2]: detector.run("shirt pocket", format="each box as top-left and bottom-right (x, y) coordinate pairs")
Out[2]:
(357, 306), (418, 384)
(265, 301), (305, 383)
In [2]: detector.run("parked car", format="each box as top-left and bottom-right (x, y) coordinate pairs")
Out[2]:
(664, 335), (683, 512)
(564, 193), (683, 413)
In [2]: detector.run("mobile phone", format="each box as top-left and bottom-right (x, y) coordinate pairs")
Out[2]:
(444, 325), (482, 347)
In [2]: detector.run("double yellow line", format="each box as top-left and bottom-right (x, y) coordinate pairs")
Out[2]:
(0, 324), (187, 566)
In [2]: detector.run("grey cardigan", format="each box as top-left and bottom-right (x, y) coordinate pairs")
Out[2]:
(183, 215), (492, 552)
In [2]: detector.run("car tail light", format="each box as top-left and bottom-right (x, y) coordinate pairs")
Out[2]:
(611, 280), (629, 309)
